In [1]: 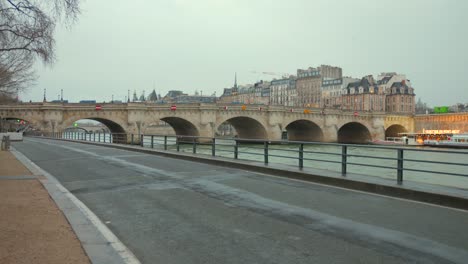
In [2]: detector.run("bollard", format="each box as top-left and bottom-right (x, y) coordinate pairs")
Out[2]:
(1, 135), (10, 151)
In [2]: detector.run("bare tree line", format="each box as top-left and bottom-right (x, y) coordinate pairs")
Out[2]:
(0, 0), (80, 101)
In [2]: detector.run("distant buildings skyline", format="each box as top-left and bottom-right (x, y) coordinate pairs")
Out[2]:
(220, 64), (416, 114)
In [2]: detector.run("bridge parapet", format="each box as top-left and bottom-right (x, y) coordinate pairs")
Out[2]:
(0, 103), (417, 142)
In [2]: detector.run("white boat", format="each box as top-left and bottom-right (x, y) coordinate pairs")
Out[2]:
(372, 137), (406, 145)
(423, 134), (468, 148)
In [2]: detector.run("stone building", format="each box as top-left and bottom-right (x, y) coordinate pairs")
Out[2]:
(321, 77), (359, 109)
(269, 76), (296, 106)
(219, 81), (270, 105)
(377, 73), (415, 114)
(341, 76), (386, 112)
(296, 65), (342, 107)
(385, 80), (415, 114)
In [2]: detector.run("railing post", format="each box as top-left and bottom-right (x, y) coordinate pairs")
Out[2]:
(341, 145), (347, 176)
(264, 141), (269, 164)
(397, 149), (404, 184)
(164, 136), (168, 150)
(131, 134), (134, 145)
(98, 132), (101, 142)
(299, 143), (304, 169)
(93, 132), (96, 142)
(151, 135), (154, 148)
(140, 134), (144, 147)
(211, 138), (216, 156)
(234, 140), (239, 159)
(103, 132), (106, 143)
(176, 137), (180, 152)
(192, 138), (196, 154)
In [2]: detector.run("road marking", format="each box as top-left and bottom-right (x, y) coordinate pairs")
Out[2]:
(11, 146), (141, 264)
(25, 137), (468, 213)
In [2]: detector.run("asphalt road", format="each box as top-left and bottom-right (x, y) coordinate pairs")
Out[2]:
(13, 138), (468, 264)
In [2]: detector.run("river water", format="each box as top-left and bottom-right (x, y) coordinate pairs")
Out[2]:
(63, 133), (468, 190)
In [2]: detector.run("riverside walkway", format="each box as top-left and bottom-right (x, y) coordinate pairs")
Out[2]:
(0, 150), (90, 264)
(10, 137), (468, 264)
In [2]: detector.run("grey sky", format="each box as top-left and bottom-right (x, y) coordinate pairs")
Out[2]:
(23, 0), (468, 106)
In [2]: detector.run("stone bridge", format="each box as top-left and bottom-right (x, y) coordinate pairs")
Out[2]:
(0, 103), (415, 143)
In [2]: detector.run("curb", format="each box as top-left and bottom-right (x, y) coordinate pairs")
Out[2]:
(11, 146), (141, 264)
(31, 136), (468, 211)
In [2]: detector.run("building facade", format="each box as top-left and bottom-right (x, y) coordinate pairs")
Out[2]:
(218, 68), (415, 114)
(296, 65), (343, 107)
(296, 67), (322, 107)
(321, 77), (360, 109)
(341, 76), (386, 112)
(269, 76), (296, 106)
(385, 81), (415, 114)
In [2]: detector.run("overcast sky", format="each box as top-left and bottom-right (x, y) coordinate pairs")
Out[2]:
(22, 0), (468, 106)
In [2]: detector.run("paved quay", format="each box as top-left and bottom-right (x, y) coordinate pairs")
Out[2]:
(0, 150), (90, 264)
(11, 137), (468, 264)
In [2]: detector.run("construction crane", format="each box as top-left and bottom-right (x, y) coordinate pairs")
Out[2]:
(250, 71), (291, 79)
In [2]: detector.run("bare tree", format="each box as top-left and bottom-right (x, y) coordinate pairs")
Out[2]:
(0, 0), (80, 98)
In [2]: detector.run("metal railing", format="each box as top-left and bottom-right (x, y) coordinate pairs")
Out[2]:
(38, 132), (468, 186)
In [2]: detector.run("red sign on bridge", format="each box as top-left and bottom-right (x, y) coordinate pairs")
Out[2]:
(170, 105), (177, 111)
(95, 105), (102, 111)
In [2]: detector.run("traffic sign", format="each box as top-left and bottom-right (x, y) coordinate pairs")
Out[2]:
(170, 105), (177, 111)
(95, 105), (102, 111)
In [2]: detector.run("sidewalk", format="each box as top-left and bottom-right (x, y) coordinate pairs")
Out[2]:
(0, 150), (90, 264)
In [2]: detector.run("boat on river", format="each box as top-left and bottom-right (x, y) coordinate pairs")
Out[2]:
(423, 134), (468, 148)
(371, 137), (408, 145)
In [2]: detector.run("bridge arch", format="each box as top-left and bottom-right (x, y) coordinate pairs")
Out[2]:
(385, 124), (408, 138)
(217, 116), (268, 139)
(338, 122), (371, 144)
(285, 119), (323, 142)
(63, 126), (90, 133)
(62, 117), (127, 143)
(160, 117), (200, 137)
(1, 117), (33, 132)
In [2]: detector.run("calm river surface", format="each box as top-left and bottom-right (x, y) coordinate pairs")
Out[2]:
(65, 133), (468, 190)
